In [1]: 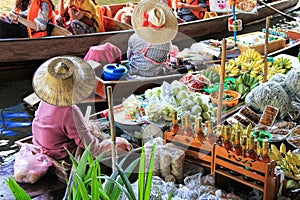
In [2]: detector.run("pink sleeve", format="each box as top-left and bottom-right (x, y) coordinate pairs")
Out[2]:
(64, 106), (103, 157)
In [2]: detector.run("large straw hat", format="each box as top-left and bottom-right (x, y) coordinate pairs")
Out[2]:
(132, 0), (178, 44)
(33, 56), (96, 106)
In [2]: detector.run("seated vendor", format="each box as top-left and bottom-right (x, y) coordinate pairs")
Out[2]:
(2, 0), (55, 38)
(127, 0), (178, 77)
(31, 56), (132, 160)
(177, 0), (208, 22)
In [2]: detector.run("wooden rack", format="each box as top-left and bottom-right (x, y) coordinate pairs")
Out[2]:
(164, 131), (214, 172)
(213, 145), (279, 200)
(164, 132), (279, 200)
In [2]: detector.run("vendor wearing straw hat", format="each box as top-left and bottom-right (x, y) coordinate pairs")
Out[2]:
(31, 56), (132, 160)
(127, 0), (178, 77)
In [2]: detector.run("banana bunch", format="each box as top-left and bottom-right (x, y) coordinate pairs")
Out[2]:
(269, 143), (300, 181)
(244, 49), (263, 62)
(273, 56), (293, 71)
(227, 74), (259, 100)
(249, 60), (266, 77)
(208, 50), (293, 81)
(265, 65), (287, 80)
(198, 70), (220, 84)
(225, 60), (240, 77)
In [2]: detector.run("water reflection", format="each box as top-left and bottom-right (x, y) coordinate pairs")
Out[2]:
(0, 103), (33, 166)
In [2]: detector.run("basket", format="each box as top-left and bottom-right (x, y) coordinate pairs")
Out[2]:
(210, 90), (241, 108)
(230, 32), (286, 54)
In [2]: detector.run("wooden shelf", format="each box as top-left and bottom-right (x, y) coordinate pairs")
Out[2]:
(163, 131), (280, 199)
(213, 145), (278, 200)
(215, 168), (264, 192)
(164, 131), (214, 173)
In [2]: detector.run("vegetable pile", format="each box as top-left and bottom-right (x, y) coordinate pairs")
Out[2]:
(122, 80), (216, 123)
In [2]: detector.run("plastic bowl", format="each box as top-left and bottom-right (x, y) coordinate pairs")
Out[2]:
(251, 130), (272, 143)
(209, 90), (241, 108)
(103, 64), (128, 81)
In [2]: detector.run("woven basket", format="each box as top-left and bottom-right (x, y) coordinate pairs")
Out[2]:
(234, 32), (286, 54)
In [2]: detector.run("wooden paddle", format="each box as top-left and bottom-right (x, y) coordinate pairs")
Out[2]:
(103, 16), (132, 31)
(49, 23), (72, 36)
(258, 0), (297, 21)
(8, 12), (72, 36)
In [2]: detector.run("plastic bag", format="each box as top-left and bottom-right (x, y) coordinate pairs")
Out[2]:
(14, 143), (53, 184)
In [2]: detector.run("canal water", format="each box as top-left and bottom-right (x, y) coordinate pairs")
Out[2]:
(0, 9), (299, 199)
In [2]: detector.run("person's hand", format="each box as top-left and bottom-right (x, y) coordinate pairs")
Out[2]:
(99, 137), (133, 156)
(88, 122), (105, 140)
(8, 11), (18, 21)
(177, 2), (186, 9)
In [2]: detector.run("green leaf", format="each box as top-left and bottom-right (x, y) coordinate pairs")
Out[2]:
(144, 144), (156, 200)
(111, 158), (140, 200)
(103, 176), (135, 200)
(74, 174), (90, 200)
(98, 188), (110, 200)
(167, 189), (174, 200)
(104, 152), (134, 196)
(91, 161), (99, 199)
(115, 163), (137, 200)
(76, 145), (92, 179)
(5, 177), (31, 200)
(66, 148), (78, 168)
(138, 146), (145, 200)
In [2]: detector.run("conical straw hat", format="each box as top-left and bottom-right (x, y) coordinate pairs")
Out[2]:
(33, 56), (95, 106)
(132, 0), (178, 44)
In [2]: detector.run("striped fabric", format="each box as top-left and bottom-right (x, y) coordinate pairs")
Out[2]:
(127, 33), (172, 77)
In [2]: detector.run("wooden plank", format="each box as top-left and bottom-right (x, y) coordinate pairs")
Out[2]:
(23, 93), (40, 107)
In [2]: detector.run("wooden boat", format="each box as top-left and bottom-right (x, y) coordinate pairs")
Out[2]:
(0, 0), (298, 71)
(13, 134), (142, 199)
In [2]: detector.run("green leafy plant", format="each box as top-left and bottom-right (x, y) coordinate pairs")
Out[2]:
(106, 143), (156, 200)
(5, 177), (31, 200)
(65, 144), (140, 200)
(5, 142), (162, 200)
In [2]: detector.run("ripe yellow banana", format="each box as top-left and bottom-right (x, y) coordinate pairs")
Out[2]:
(270, 144), (281, 159)
(280, 143), (286, 154)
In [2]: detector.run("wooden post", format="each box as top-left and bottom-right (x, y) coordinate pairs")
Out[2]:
(107, 86), (117, 171)
(217, 39), (226, 124)
(263, 17), (270, 83)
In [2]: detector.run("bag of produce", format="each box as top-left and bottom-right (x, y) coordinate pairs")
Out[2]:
(160, 147), (171, 179)
(245, 81), (291, 119)
(285, 68), (300, 102)
(14, 143), (53, 184)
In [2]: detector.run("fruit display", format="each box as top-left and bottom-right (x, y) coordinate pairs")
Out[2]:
(179, 73), (211, 91)
(226, 73), (259, 100)
(269, 143), (300, 181)
(210, 49), (293, 81)
(198, 70), (220, 84)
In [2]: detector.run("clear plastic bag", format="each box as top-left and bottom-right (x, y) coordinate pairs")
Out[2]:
(14, 143), (53, 184)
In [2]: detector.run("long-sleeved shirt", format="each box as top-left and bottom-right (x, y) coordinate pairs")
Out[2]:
(32, 101), (103, 160)
(34, 2), (49, 31)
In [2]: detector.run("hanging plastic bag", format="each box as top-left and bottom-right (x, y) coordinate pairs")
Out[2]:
(14, 143), (53, 184)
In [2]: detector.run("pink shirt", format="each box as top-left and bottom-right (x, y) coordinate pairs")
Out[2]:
(32, 101), (102, 160)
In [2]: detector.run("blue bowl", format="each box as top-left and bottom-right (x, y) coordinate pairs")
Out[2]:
(103, 64), (128, 81)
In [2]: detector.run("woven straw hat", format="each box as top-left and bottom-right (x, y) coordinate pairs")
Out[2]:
(132, 0), (178, 44)
(33, 56), (95, 106)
